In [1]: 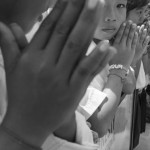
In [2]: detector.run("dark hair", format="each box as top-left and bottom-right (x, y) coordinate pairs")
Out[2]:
(127, 0), (149, 13)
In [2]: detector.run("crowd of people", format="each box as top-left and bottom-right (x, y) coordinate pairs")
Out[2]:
(0, 0), (150, 149)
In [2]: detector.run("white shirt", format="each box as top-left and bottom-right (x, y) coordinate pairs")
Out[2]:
(42, 112), (99, 150)
(136, 61), (147, 89)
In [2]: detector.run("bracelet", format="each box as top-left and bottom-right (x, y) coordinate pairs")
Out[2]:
(109, 64), (129, 73)
(0, 124), (41, 150)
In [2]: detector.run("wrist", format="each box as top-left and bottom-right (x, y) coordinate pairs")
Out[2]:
(2, 117), (43, 149)
(0, 125), (39, 150)
(108, 64), (129, 83)
(108, 74), (123, 83)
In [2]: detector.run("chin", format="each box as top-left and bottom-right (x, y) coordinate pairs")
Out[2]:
(101, 34), (114, 40)
(95, 32), (116, 41)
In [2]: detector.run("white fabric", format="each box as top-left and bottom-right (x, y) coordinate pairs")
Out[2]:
(78, 87), (107, 120)
(42, 112), (99, 150)
(136, 61), (147, 89)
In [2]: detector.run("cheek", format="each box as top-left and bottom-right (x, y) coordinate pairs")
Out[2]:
(94, 28), (103, 39)
(131, 17), (139, 24)
(127, 13), (139, 24)
(116, 10), (126, 22)
(139, 14), (145, 22)
(116, 12), (126, 30)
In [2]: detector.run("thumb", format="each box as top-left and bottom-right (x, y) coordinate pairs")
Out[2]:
(0, 22), (20, 73)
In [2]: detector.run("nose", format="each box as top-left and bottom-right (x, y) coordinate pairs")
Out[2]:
(104, 6), (116, 22)
(105, 17), (116, 22)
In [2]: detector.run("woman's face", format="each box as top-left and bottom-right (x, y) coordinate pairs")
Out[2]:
(127, 6), (147, 25)
(94, 0), (127, 40)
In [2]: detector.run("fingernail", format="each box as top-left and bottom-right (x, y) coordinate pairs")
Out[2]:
(122, 22), (126, 27)
(103, 40), (109, 44)
(147, 36), (150, 41)
(128, 20), (133, 25)
(88, 0), (98, 9)
(144, 29), (147, 34)
(141, 24), (145, 29)
(132, 24), (137, 29)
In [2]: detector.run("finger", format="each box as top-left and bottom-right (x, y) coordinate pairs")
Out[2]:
(86, 122), (92, 128)
(145, 22), (148, 29)
(147, 22), (150, 35)
(121, 20), (133, 45)
(9, 23), (28, 50)
(136, 26), (140, 34)
(45, 0), (86, 63)
(138, 25), (145, 42)
(71, 42), (116, 87)
(139, 29), (147, 45)
(145, 21), (150, 35)
(126, 23), (137, 47)
(114, 22), (126, 44)
(143, 36), (150, 48)
(56, 0), (105, 76)
(0, 22), (21, 72)
(93, 46), (116, 76)
(29, 0), (68, 50)
(131, 32), (138, 50)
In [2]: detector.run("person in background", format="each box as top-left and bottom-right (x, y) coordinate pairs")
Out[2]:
(78, 0), (139, 138)
(126, 0), (150, 148)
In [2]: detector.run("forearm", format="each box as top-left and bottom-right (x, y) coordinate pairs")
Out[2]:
(99, 75), (123, 124)
(89, 75), (123, 137)
(131, 59), (141, 79)
(122, 67), (136, 94)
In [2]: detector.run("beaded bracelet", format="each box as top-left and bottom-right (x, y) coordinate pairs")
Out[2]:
(0, 124), (41, 150)
(109, 64), (129, 73)
(108, 65), (129, 82)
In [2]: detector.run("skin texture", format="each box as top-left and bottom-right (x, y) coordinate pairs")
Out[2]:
(0, 0), (116, 149)
(127, 6), (147, 25)
(94, 0), (127, 40)
(0, 0), (57, 33)
(127, 5), (150, 78)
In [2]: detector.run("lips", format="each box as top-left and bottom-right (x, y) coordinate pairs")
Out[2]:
(102, 28), (116, 33)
